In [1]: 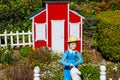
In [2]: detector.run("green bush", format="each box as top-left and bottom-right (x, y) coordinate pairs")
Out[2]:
(27, 47), (63, 80)
(79, 64), (99, 80)
(83, 15), (98, 38)
(0, 0), (42, 33)
(19, 46), (32, 58)
(95, 10), (120, 62)
(0, 45), (14, 64)
(28, 47), (52, 68)
(53, 70), (63, 80)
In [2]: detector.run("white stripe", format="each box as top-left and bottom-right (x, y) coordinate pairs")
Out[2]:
(32, 19), (35, 48)
(70, 9), (85, 19)
(80, 18), (83, 52)
(46, 3), (48, 47)
(30, 9), (46, 20)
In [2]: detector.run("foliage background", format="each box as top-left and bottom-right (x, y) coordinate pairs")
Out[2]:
(95, 10), (120, 62)
(0, 0), (120, 80)
(0, 0), (42, 33)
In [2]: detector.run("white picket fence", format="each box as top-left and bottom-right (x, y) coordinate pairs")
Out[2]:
(0, 30), (33, 47)
(33, 65), (120, 80)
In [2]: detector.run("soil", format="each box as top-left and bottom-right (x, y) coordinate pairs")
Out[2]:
(0, 64), (9, 80)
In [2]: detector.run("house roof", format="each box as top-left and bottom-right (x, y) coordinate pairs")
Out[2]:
(70, 9), (85, 19)
(28, 8), (45, 19)
(45, 1), (70, 4)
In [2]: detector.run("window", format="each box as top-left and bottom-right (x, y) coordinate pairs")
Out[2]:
(70, 22), (80, 39)
(35, 23), (46, 41)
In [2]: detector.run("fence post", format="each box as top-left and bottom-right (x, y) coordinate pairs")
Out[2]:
(100, 65), (106, 80)
(0, 36), (1, 46)
(28, 30), (31, 46)
(22, 31), (25, 47)
(34, 66), (40, 80)
(10, 31), (13, 48)
(16, 31), (19, 47)
(4, 30), (7, 46)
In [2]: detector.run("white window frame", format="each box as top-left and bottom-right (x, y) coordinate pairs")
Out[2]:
(69, 22), (80, 39)
(35, 23), (46, 41)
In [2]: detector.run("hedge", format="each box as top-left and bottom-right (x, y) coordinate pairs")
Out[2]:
(95, 10), (120, 62)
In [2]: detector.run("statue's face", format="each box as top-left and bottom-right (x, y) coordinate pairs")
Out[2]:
(69, 42), (77, 50)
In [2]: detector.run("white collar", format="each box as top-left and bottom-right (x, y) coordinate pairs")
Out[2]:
(69, 49), (75, 53)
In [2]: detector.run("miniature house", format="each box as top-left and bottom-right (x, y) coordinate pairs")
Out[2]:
(29, 1), (85, 53)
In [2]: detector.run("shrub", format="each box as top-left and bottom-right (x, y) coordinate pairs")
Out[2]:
(27, 47), (63, 80)
(107, 63), (120, 79)
(95, 10), (120, 62)
(19, 46), (32, 58)
(83, 15), (98, 38)
(0, 45), (14, 64)
(28, 47), (52, 68)
(79, 64), (99, 80)
(53, 70), (63, 80)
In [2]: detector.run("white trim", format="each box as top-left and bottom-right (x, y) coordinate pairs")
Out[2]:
(51, 20), (65, 22)
(46, 3), (48, 47)
(80, 18), (83, 52)
(69, 22), (81, 40)
(68, 3), (70, 39)
(30, 9), (46, 20)
(70, 22), (81, 24)
(44, 23), (47, 41)
(70, 9), (85, 19)
(32, 19), (35, 48)
(35, 23), (46, 41)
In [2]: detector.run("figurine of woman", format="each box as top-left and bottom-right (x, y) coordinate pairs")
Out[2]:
(60, 37), (83, 80)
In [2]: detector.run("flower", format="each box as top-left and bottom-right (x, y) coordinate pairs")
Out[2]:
(113, 64), (118, 72)
(101, 1), (106, 5)
(97, 7), (102, 13)
(106, 5), (110, 9)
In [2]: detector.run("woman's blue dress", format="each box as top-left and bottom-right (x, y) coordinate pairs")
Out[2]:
(60, 50), (83, 80)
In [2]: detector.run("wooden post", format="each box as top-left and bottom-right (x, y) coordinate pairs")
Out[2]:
(4, 30), (7, 46)
(10, 31), (13, 48)
(34, 66), (40, 80)
(28, 30), (31, 46)
(16, 31), (19, 47)
(0, 30), (33, 47)
(22, 31), (25, 47)
(100, 65), (106, 80)
(0, 36), (1, 47)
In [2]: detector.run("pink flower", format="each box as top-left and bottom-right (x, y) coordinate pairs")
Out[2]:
(106, 5), (110, 9)
(97, 7), (101, 12)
